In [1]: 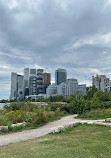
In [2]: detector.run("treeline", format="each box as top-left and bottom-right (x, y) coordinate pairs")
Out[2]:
(39, 86), (111, 114)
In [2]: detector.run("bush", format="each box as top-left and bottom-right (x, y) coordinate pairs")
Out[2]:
(21, 102), (39, 112)
(3, 102), (39, 112)
(8, 125), (25, 132)
(46, 111), (55, 119)
(91, 96), (100, 109)
(85, 100), (91, 111)
(69, 95), (87, 114)
(3, 102), (25, 112)
(0, 115), (9, 126)
(48, 95), (65, 102)
(94, 91), (111, 102)
(78, 108), (111, 120)
(100, 101), (111, 109)
(65, 96), (74, 103)
(84, 86), (98, 100)
(47, 103), (71, 113)
(6, 110), (25, 124)
(31, 110), (47, 126)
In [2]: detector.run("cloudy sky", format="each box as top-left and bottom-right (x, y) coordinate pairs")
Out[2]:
(1, 0), (111, 99)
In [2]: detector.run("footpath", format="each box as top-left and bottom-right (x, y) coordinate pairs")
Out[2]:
(0, 115), (110, 146)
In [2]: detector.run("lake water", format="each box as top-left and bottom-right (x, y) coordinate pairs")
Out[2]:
(0, 103), (5, 109)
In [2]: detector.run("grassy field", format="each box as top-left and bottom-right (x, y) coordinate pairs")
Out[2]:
(77, 108), (111, 120)
(0, 125), (111, 158)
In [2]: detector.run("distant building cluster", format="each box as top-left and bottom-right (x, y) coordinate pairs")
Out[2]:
(92, 74), (111, 92)
(10, 68), (86, 100)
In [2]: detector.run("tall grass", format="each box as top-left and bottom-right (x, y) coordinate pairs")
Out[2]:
(78, 108), (111, 120)
(0, 115), (9, 126)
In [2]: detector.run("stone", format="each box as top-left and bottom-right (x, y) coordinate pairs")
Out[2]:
(11, 122), (26, 127)
(106, 118), (111, 122)
(0, 126), (8, 131)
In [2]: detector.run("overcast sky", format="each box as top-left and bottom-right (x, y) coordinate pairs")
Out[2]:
(1, 0), (111, 99)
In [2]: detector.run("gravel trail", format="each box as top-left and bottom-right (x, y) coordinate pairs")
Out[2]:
(0, 114), (108, 146)
(0, 115), (77, 146)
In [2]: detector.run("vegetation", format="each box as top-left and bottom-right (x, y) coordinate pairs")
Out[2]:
(1, 125), (111, 158)
(0, 99), (9, 103)
(0, 102), (65, 130)
(90, 95), (100, 109)
(1, 86), (111, 131)
(69, 95), (86, 114)
(84, 85), (98, 100)
(1, 86), (111, 157)
(77, 108), (111, 120)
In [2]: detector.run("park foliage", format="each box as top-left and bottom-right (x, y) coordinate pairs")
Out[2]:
(1, 86), (111, 129)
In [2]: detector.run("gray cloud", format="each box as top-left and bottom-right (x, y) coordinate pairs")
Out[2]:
(0, 0), (111, 99)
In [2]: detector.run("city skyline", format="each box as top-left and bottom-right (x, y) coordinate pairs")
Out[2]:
(10, 67), (86, 100)
(9, 67), (111, 100)
(1, 0), (111, 99)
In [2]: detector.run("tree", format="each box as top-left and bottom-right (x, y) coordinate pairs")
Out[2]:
(84, 85), (98, 100)
(65, 96), (74, 103)
(70, 95), (87, 114)
(91, 96), (100, 109)
(48, 95), (65, 102)
(94, 91), (111, 102)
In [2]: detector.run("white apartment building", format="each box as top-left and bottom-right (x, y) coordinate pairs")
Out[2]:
(92, 75), (111, 92)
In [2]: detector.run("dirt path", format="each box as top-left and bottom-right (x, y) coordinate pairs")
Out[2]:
(0, 115), (77, 146)
(0, 114), (108, 146)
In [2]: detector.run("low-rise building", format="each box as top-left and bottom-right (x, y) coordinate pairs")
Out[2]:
(46, 84), (58, 97)
(46, 78), (86, 98)
(77, 84), (86, 95)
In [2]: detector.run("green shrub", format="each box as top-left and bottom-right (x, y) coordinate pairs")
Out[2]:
(91, 96), (100, 109)
(24, 112), (32, 123)
(100, 101), (111, 109)
(6, 110), (25, 124)
(84, 86), (98, 100)
(21, 102), (39, 112)
(8, 125), (25, 132)
(46, 111), (55, 119)
(69, 95), (87, 114)
(85, 100), (91, 110)
(0, 115), (9, 126)
(94, 91), (111, 102)
(48, 95), (65, 102)
(65, 96), (74, 103)
(78, 108), (111, 120)
(3, 102), (24, 112)
(3, 102), (39, 112)
(47, 103), (71, 113)
(31, 110), (47, 126)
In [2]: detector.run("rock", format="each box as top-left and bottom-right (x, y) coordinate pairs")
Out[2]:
(106, 118), (111, 122)
(93, 122), (104, 126)
(80, 120), (88, 124)
(0, 126), (8, 131)
(11, 122), (26, 127)
(87, 121), (95, 125)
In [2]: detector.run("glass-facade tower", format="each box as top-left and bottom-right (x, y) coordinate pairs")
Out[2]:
(55, 68), (67, 85)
